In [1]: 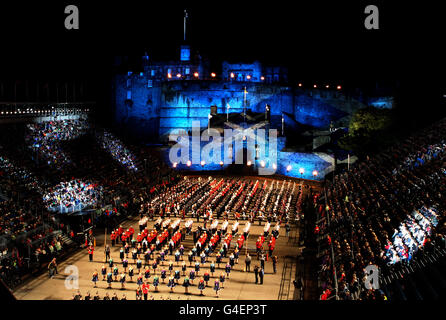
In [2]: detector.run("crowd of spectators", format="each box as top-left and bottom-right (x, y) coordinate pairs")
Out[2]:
(96, 130), (139, 171)
(43, 180), (103, 214)
(26, 118), (89, 169)
(317, 118), (446, 300)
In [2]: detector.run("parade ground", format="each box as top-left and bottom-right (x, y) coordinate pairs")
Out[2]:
(12, 214), (305, 300)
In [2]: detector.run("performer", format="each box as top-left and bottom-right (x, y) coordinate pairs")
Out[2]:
(216, 252), (222, 267)
(92, 270), (99, 287)
(108, 257), (114, 270)
(119, 247), (124, 261)
(174, 250), (181, 264)
(210, 261), (216, 276)
(136, 286), (142, 300)
(167, 276), (176, 292)
(195, 261), (200, 276)
(181, 261), (187, 276)
(105, 245), (111, 262)
(152, 260), (158, 275)
(219, 273), (225, 288)
(137, 273), (143, 286)
(136, 258), (142, 272)
(101, 265), (107, 281)
(200, 252), (206, 264)
(120, 272), (126, 289)
(174, 270), (181, 284)
(128, 266), (134, 281)
(182, 276), (190, 294)
(124, 243), (130, 258)
(153, 276), (160, 291)
(144, 249), (151, 266)
(229, 253), (235, 268)
(203, 271), (210, 286)
(142, 282), (149, 300)
(93, 291), (100, 300)
(113, 265), (119, 281)
(161, 269), (167, 283)
(225, 263), (231, 279)
(122, 258), (128, 273)
(88, 245), (94, 262)
(198, 278), (205, 295)
(144, 266), (151, 280)
(189, 270), (196, 284)
(234, 247), (239, 264)
(106, 271), (113, 288)
(132, 248), (138, 263)
(214, 279), (220, 297)
(168, 261), (174, 275)
(188, 251), (194, 266)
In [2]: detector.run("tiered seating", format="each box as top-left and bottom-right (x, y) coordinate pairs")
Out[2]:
(317, 118), (446, 300)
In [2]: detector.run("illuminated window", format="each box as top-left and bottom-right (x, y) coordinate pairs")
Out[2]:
(185, 68), (190, 75)
(126, 90), (132, 100)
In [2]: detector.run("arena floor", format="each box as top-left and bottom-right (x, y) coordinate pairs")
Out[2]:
(13, 218), (303, 300)
(13, 177), (317, 300)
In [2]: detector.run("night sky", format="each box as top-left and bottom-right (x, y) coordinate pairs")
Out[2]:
(0, 1), (445, 122)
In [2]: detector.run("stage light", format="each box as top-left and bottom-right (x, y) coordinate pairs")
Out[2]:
(187, 160), (192, 167)
(220, 161), (224, 166)
(260, 160), (265, 168)
(167, 73), (172, 78)
(287, 165), (292, 172)
(260, 76), (265, 81)
(194, 72), (199, 78)
(211, 72), (216, 78)
(173, 162), (177, 168)
(299, 168), (305, 175)
(246, 75), (251, 80)
(298, 83), (302, 87)
(247, 161), (252, 166)
(272, 163), (277, 170)
(337, 85), (342, 90)
(313, 170), (318, 177)
(176, 73), (182, 78)
(230, 72), (235, 78)
(313, 84), (317, 88)
(201, 160), (205, 167)
(326, 85), (329, 88)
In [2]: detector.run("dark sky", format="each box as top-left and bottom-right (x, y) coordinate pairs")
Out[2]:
(0, 1), (445, 115)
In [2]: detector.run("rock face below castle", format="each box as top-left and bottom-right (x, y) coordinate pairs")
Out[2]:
(113, 75), (392, 141)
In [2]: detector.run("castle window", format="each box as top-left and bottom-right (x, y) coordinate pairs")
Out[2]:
(127, 90), (132, 100)
(147, 80), (153, 88)
(185, 68), (190, 75)
(151, 69), (155, 76)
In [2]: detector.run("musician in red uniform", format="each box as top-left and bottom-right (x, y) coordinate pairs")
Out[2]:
(88, 245), (94, 262)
